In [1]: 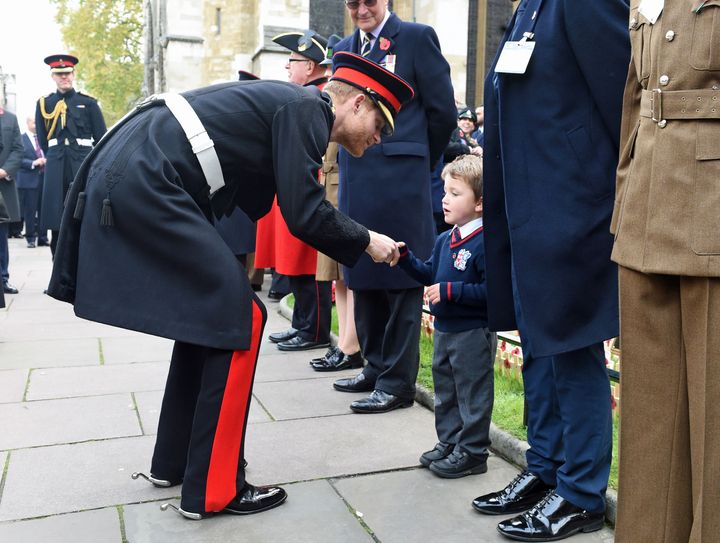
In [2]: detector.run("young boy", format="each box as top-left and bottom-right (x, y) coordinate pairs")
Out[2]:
(396, 154), (496, 478)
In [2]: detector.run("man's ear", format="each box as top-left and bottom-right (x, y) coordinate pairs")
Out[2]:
(353, 93), (367, 113)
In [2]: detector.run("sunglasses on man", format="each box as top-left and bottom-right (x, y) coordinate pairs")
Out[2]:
(345, 0), (378, 9)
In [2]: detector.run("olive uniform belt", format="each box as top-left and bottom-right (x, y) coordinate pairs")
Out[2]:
(641, 88), (720, 123)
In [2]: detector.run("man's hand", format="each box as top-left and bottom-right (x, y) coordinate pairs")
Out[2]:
(426, 283), (441, 304)
(0, 168), (8, 179)
(366, 230), (400, 266)
(32, 157), (46, 168)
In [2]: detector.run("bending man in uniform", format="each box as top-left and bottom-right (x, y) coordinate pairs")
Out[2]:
(47, 53), (413, 520)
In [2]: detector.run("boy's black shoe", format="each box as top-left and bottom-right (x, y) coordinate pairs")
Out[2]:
(268, 328), (297, 343)
(312, 351), (364, 372)
(419, 442), (454, 467)
(428, 449), (487, 478)
(472, 470), (554, 515)
(310, 346), (340, 365)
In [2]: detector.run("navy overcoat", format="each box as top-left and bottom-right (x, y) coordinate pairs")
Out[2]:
(483, 0), (630, 357)
(335, 13), (456, 290)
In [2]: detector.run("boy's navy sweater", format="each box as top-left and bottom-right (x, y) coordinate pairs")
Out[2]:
(398, 225), (488, 333)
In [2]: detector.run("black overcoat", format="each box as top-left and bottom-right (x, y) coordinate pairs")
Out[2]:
(0, 109), (23, 222)
(48, 81), (370, 350)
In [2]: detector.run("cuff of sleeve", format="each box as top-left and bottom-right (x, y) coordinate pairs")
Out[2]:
(399, 246), (410, 259)
(441, 282), (461, 302)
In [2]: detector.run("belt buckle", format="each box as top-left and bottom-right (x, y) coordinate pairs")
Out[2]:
(651, 88), (663, 122)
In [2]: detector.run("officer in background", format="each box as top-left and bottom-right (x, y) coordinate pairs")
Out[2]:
(256, 30), (334, 352)
(35, 54), (106, 256)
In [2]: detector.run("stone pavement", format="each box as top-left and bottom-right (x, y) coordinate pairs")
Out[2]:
(0, 238), (614, 542)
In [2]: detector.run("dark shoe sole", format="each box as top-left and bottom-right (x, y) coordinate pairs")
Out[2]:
(333, 382), (374, 393)
(311, 359), (364, 372)
(496, 518), (604, 541)
(350, 400), (413, 414)
(429, 462), (488, 479)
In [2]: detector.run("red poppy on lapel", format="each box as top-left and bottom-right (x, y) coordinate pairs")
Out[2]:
(379, 37), (392, 51)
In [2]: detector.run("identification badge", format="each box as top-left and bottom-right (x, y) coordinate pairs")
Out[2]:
(76, 104), (86, 108)
(494, 40), (536, 74)
(639, 0), (664, 24)
(383, 54), (396, 73)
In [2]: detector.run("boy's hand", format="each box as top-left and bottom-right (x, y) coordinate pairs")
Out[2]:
(426, 283), (441, 304)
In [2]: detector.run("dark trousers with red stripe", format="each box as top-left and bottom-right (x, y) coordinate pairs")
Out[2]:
(289, 275), (331, 343)
(151, 298), (267, 514)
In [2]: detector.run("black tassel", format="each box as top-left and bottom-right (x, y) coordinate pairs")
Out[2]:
(73, 192), (86, 220)
(100, 198), (114, 227)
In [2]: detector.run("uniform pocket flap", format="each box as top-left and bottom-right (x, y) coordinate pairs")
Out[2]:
(697, 123), (720, 160)
(381, 141), (426, 157)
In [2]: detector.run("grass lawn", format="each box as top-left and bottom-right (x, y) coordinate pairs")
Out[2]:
(288, 295), (619, 489)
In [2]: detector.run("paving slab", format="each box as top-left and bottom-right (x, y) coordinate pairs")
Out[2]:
(101, 335), (174, 365)
(3, 307), (77, 325)
(333, 464), (615, 543)
(0, 507), (122, 543)
(26, 362), (169, 401)
(243, 406), (437, 485)
(0, 394), (141, 450)
(0, 436), (177, 521)
(253, 377), (367, 420)
(134, 390), (271, 436)
(124, 480), (373, 543)
(254, 352), (358, 382)
(0, 320), (136, 342)
(0, 369), (28, 404)
(0, 338), (100, 370)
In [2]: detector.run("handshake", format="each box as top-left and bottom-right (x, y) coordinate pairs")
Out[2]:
(365, 230), (402, 267)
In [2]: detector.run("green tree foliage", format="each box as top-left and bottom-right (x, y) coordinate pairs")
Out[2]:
(52, 0), (144, 124)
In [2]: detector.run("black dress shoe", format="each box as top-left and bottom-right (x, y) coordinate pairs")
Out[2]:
(164, 483), (287, 520)
(333, 372), (374, 393)
(37, 240), (50, 247)
(277, 335), (329, 351)
(3, 282), (18, 294)
(312, 351), (364, 372)
(429, 449), (487, 478)
(251, 284), (262, 292)
(350, 389), (413, 413)
(496, 491), (605, 541)
(267, 290), (287, 301)
(310, 346), (340, 365)
(419, 442), (454, 467)
(473, 470), (554, 515)
(268, 328), (297, 343)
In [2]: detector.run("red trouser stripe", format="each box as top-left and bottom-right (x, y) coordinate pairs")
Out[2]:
(205, 301), (263, 511)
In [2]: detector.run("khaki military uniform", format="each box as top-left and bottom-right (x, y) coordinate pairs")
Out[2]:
(611, 2), (720, 541)
(316, 142), (341, 281)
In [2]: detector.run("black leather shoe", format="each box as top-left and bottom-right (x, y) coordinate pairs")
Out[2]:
(496, 491), (605, 541)
(333, 372), (374, 393)
(268, 328), (297, 343)
(429, 449), (487, 478)
(310, 346), (340, 365)
(312, 351), (364, 372)
(419, 442), (454, 467)
(222, 483), (287, 515)
(277, 335), (329, 351)
(251, 284), (262, 292)
(350, 389), (413, 413)
(473, 470), (554, 515)
(267, 290), (287, 301)
(37, 240), (50, 247)
(3, 282), (18, 294)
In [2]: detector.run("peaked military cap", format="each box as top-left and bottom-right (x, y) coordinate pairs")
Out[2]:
(457, 108), (477, 123)
(272, 30), (328, 64)
(44, 54), (79, 73)
(320, 34), (343, 66)
(238, 70), (260, 81)
(330, 51), (414, 136)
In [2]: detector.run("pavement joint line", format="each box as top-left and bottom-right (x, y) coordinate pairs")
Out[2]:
(251, 393), (276, 422)
(327, 478), (383, 543)
(21, 369), (32, 402)
(10, 390), (161, 404)
(116, 504), (128, 543)
(130, 392), (146, 435)
(0, 432), (146, 454)
(98, 338), (105, 365)
(0, 451), (10, 508)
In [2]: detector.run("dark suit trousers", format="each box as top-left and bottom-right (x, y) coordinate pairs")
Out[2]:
(18, 187), (40, 242)
(289, 275), (331, 342)
(0, 223), (8, 282)
(354, 287), (423, 400)
(151, 297), (266, 514)
(512, 266), (611, 513)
